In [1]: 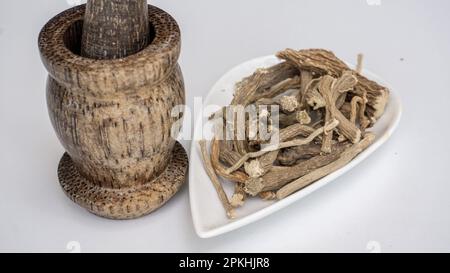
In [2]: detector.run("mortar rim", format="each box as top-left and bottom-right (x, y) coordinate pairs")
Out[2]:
(38, 4), (181, 92)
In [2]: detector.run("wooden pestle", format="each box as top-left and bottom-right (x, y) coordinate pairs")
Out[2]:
(81, 0), (150, 59)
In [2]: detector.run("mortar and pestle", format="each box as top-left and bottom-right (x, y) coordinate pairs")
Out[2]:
(38, 0), (188, 219)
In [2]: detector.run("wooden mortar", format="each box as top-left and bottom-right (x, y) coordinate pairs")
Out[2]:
(38, 1), (188, 219)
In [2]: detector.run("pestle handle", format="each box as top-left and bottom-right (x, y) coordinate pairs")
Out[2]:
(81, 0), (149, 59)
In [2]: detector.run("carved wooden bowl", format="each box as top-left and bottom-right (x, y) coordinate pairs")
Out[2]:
(38, 4), (188, 219)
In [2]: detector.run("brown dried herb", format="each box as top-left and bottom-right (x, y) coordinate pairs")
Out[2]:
(200, 49), (388, 218)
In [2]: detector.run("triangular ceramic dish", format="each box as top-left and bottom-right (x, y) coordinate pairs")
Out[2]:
(189, 55), (402, 238)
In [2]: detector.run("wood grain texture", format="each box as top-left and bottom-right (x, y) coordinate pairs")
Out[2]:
(38, 4), (188, 219)
(81, 0), (150, 59)
(58, 142), (187, 219)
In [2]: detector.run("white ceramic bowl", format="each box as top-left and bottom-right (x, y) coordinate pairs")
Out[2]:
(189, 55), (402, 238)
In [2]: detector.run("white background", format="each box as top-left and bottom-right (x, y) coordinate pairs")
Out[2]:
(1, 0), (449, 252)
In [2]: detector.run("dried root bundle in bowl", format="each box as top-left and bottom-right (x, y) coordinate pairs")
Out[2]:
(199, 48), (389, 218)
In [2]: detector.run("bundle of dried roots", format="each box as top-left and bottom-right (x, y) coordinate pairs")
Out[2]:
(199, 49), (389, 218)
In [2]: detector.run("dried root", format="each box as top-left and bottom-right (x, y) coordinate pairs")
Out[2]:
(199, 140), (235, 218)
(276, 133), (376, 199)
(231, 183), (246, 208)
(224, 119), (339, 174)
(200, 48), (389, 218)
(277, 48), (389, 124)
